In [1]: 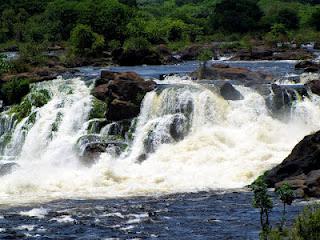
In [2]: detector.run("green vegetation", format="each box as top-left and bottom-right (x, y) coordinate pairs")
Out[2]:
(0, 78), (30, 105)
(250, 176), (273, 237)
(0, 0), (319, 61)
(8, 88), (51, 122)
(89, 97), (107, 120)
(290, 204), (320, 240)
(276, 182), (294, 230)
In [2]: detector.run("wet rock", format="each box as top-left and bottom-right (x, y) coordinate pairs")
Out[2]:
(92, 71), (156, 122)
(306, 80), (320, 96)
(107, 99), (140, 122)
(220, 83), (244, 101)
(265, 130), (320, 197)
(295, 61), (320, 73)
(266, 84), (308, 114)
(77, 134), (127, 163)
(191, 63), (273, 84)
(0, 163), (17, 176)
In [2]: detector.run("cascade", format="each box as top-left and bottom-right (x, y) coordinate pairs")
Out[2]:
(0, 76), (320, 205)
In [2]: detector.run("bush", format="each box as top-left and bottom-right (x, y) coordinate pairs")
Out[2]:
(209, 0), (263, 33)
(309, 9), (320, 31)
(290, 204), (320, 240)
(0, 78), (30, 105)
(123, 36), (151, 51)
(276, 9), (299, 29)
(69, 24), (105, 57)
(0, 54), (12, 75)
(19, 41), (48, 65)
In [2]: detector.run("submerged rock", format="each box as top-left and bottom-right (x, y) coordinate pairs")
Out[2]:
(92, 71), (156, 122)
(265, 130), (320, 197)
(0, 163), (18, 176)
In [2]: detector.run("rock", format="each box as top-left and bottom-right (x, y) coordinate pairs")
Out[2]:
(179, 45), (203, 61)
(231, 49), (313, 61)
(0, 163), (17, 176)
(107, 99), (140, 121)
(266, 84), (308, 114)
(220, 82), (244, 101)
(92, 71), (156, 122)
(77, 134), (127, 163)
(191, 63), (273, 84)
(295, 61), (320, 73)
(112, 48), (162, 66)
(265, 130), (320, 197)
(306, 80), (320, 96)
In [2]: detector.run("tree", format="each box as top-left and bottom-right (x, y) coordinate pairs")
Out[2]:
(209, 0), (263, 33)
(69, 24), (105, 57)
(250, 176), (273, 237)
(276, 182), (294, 230)
(309, 9), (320, 31)
(276, 9), (299, 29)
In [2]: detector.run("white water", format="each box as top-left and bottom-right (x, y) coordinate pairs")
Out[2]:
(0, 76), (320, 205)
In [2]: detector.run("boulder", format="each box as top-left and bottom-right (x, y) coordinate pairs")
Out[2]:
(191, 63), (273, 84)
(219, 82), (244, 101)
(92, 71), (156, 122)
(179, 45), (203, 61)
(265, 130), (320, 197)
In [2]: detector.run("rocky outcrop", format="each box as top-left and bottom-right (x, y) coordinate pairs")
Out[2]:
(92, 71), (156, 121)
(306, 80), (320, 96)
(265, 131), (320, 198)
(219, 82), (244, 101)
(191, 63), (273, 84)
(295, 61), (320, 73)
(231, 48), (313, 61)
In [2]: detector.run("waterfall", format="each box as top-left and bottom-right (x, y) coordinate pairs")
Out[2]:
(0, 76), (320, 205)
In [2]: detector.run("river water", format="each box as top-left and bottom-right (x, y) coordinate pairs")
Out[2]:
(0, 60), (318, 239)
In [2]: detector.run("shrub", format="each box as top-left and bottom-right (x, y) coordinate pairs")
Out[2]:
(309, 9), (320, 31)
(276, 9), (299, 30)
(209, 0), (263, 33)
(290, 204), (320, 240)
(0, 54), (12, 75)
(123, 36), (151, 51)
(69, 24), (105, 57)
(0, 78), (30, 105)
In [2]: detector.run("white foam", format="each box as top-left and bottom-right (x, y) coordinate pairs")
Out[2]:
(20, 208), (48, 219)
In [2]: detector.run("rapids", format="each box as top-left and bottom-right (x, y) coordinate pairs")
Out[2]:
(0, 71), (320, 205)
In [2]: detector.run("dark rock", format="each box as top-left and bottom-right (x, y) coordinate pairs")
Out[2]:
(77, 134), (127, 162)
(295, 60), (320, 73)
(92, 71), (156, 122)
(265, 130), (320, 197)
(191, 63), (273, 84)
(179, 45), (202, 61)
(220, 82), (244, 101)
(306, 80), (320, 96)
(231, 49), (313, 61)
(107, 99), (140, 121)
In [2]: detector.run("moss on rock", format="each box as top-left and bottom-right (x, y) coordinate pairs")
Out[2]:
(88, 97), (108, 120)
